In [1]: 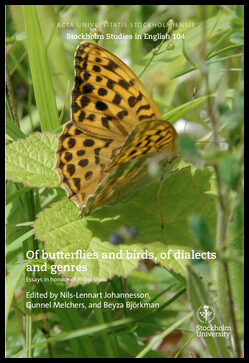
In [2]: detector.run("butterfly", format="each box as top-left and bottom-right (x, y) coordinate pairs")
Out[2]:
(55, 42), (178, 217)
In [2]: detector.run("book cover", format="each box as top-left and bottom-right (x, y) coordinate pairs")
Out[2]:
(6, 5), (244, 358)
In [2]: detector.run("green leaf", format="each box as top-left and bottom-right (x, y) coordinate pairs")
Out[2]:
(23, 5), (59, 131)
(231, 17), (244, 29)
(187, 266), (232, 358)
(6, 132), (59, 187)
(35, 5), (72, 101)
(177, 135), (202, 165)
(6, 117), (26, 140)
(217, 155), (242, 190)
(230, 32), (244, 44)
(31, 317), (132, 347)
(6, 260), (31, 324)
(157, 12), (232, 78)
(182, 38), (197, 67)
(6, 186), (31, 205)
(34, 167), (216, 286)
(189, 215), (214, 251)
(163, 95), (209, 123)
(6, 229), (35, 255)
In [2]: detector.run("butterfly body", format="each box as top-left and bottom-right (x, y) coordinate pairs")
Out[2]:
(55, 42), (177, 215)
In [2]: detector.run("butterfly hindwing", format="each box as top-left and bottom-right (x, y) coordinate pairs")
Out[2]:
(107, 120), (177, 171)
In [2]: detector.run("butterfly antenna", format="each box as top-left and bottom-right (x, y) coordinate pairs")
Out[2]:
(183, 87), (198, 134)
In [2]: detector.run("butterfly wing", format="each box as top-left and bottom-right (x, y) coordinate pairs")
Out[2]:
(82, 119), (177, 215)
(72, 42), (162, 139)
(56, 121), (118, 208)
(106, 119), (177, 171)
(83, 140), (179, 216)
(55, 42), (177, 213)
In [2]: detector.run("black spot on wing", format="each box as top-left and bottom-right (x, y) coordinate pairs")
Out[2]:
(83, 71), (91, 81)
(84, 139), (95, 147)
(104, 60), (118, 71)
(139, 113), (155, 121)
(68, 138), (76, 148)
(81, 96), (91, 108)
(78, 159), (89, 167)
(118, 79), (130, 90)
(78, 111), (86, 122)
(65, 152), (72, 162)
(96, 101), (108, 111)
(116, 110), (128, 120)
(83, 84), (94, 93)
(113, 93), (122, 105)
(107, 79), (114, 89)
(93, 65), (101, 72)
(85, 171), (93, 181)
(73, 177), (81, 190)
(67, 164), (75, 176)
(77, 150), (86, 156)
(98, 88), (107, 96)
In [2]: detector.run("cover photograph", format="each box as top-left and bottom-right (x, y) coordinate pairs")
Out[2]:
(6, 4), (244, 358)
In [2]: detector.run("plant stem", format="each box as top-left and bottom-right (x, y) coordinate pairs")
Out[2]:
(22, 191), (35, 357)
(139, 38), (165, 78)
(6, 63), (20, 128)
(201, 6), (241, 357)
(89, 284), (114, 358)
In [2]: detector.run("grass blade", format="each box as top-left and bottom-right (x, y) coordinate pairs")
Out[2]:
(23, 5), (59, 131)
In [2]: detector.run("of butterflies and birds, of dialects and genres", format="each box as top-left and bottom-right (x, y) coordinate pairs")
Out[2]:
(55, 41), (179, 224)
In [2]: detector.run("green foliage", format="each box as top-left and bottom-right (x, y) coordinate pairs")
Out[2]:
(188, 215), (214, 251)
(6, 132), (59, 187)
(227, 194), (244, 314)
(6, 4), (244, 359)
(187, 266), (231, 358)
(33, 168), (216, 285)
(23, 6), (59, 131)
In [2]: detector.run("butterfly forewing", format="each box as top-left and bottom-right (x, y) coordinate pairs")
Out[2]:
(72, 42), (162, 138)
(56, 121), (118, 208)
